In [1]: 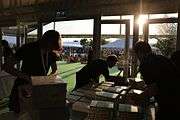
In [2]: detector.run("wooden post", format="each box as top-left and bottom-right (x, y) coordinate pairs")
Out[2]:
(120, 16), (122, 35)
(37, 21), (43, 41)
(21, 31), (25, 46)
(24, 25), (28, 44)
(0, 28), (2, 71)
(16, 24), (21, 70)
(92, 16), (101, 60)
(131, 14), (139, 77)
(124, 20), (130, 78)
(143, 22), (149, 42)
(177, 12), (180, 50)
(53, 22), (56, 30)
(16, 25), (21, 47)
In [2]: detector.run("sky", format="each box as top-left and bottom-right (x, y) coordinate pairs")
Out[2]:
(2, 36), (16, 45)
(4, 13), (178, 44)
(29, 13), (178, 36)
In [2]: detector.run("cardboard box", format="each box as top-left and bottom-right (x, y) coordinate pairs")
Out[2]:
(31, 76), (67, 109)
(88, 100), (114, 120)
(117, 104), (143, 120)
(95, 91), (119, 101)
(32, 107), (68, 120)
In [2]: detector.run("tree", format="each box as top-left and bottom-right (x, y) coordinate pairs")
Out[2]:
(80, 38), (90, 47)
(80, 38), (92, 54)
(80, 38), (109, 47)
(154, 23), (177, 57)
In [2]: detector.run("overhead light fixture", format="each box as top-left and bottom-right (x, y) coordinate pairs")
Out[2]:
(56, 11), (66, 17)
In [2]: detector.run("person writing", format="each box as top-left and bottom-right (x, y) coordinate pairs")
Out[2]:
(74, 54), (118, 90)
(126, 41), (179, 120)
(3, 30), (62, 113)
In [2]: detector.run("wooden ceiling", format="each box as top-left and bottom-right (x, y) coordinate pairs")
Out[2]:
(0, 0), (179, 25)
(0, 0), (179, 34)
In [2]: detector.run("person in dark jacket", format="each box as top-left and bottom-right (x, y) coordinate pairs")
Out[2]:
(3, 30), (62, 113)
(170, 50), (180, 74)
(74, 55), (118, 90)
(129, 41), (180, 120)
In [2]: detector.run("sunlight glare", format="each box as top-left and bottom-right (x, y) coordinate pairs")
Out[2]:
(137, 15), (147, 25)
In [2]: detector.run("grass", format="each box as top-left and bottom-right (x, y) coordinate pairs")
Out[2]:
(55, 61), (120, 92)
(56, 61), (85, 92)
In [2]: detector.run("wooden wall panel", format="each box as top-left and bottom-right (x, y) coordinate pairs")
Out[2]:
(1, 0), (58, 8)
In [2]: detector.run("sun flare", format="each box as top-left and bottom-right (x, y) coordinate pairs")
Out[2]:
(137, 15), (147, 25)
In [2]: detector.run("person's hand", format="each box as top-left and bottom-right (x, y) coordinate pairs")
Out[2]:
(48, 74), (62, 81)
(48, 71), (58, 76)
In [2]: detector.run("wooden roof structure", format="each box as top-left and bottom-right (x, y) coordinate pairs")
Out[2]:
(0, 0), (179, 26)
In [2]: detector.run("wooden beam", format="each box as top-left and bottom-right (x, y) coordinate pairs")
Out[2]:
(92, 16), (101, 60)
(124, 20), (130, 78)
(120, 16), (122, 35)
(16, 24), (21, 70)
(133, 15), (139, 48)
(53, 22), (56, 30)
(16, 25), (21, 48)
(24, 26), (28, 44)
(28, 34), (175, 39)
(143, 23), (149, 42)
(37, 21), (43, 41)
(131, 14), (139, 77)
(101, 20), (131, 24)
(20, 25), (27, 45)
(148, 18), (178, 24)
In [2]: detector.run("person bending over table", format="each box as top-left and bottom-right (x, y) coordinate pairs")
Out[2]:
(74, 54), (128, 90)
(3, 30), (62, 113)
(125, 41), (180, 120)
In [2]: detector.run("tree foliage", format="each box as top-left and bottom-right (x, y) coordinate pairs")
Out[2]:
(154, 23), (177, 57)
(80, 38), (90, 47)
(155, 37), (175, 57)
(80, 38), (109, 47)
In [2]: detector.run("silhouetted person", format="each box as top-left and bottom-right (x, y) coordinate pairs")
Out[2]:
(1, 40), (14, 64)
(87, 47), (93, 65)
(134, 41), (152, 63)
(133, 41), (180, 120)
(170, 50), (180, 74)
(3, 30), (61, 113)
(74, 55), (118, 90)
